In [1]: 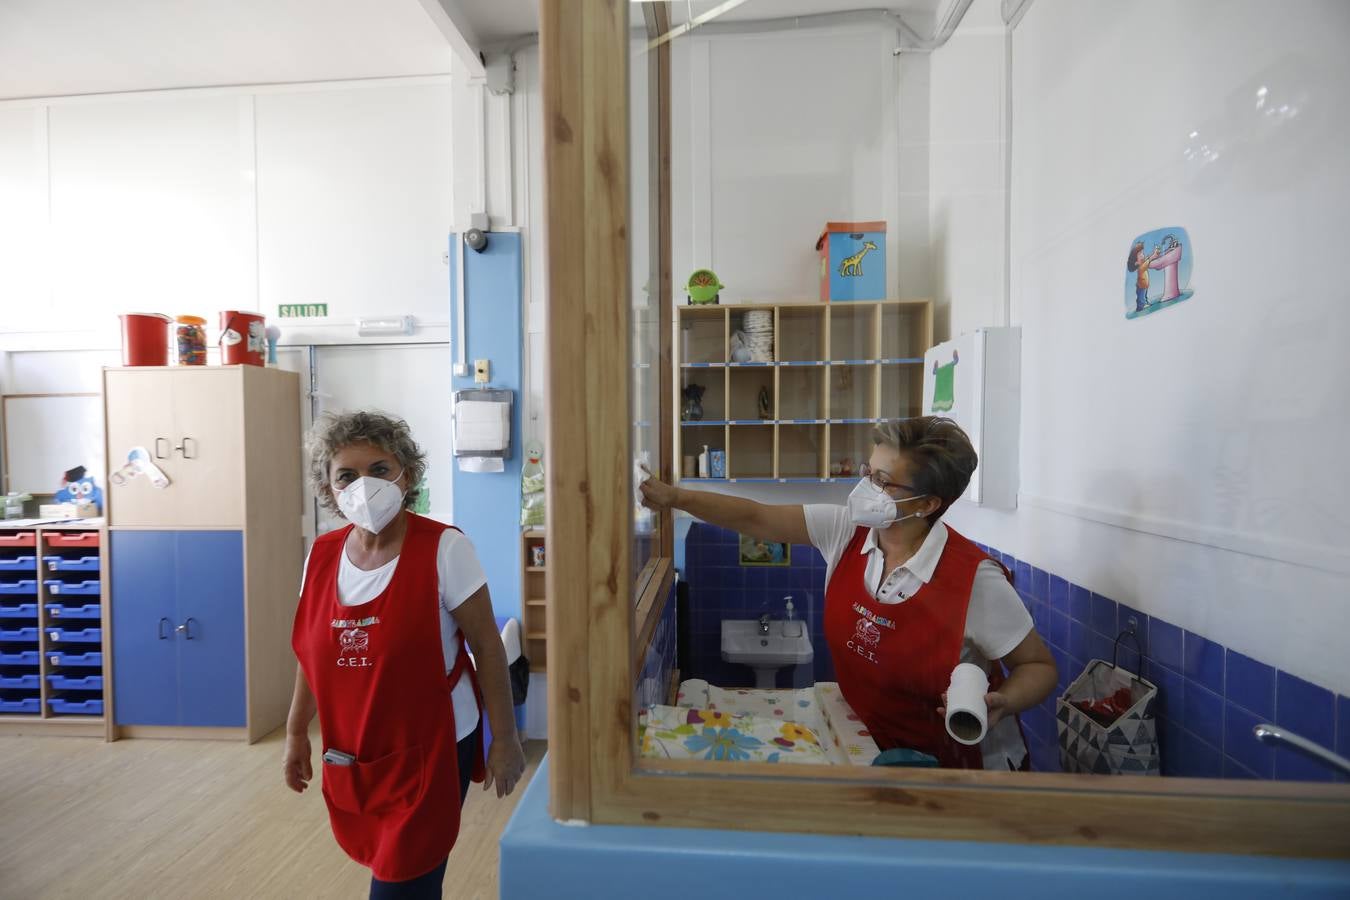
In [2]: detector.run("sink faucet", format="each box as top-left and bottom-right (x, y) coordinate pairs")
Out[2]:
(758, 613), (771, 635)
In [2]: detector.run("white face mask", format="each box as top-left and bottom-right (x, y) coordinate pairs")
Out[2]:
(846, 477), (929, 528)
(335, 470), (405, 534)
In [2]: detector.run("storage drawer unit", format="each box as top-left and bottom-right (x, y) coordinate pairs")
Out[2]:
(0, 603), (39, 619)
(46, 580), (101, 597)
(43, 555), (100, 573)
(48, 674), (104, 691)
(45, 603), (102, 620)
(0, 556), (38, 572)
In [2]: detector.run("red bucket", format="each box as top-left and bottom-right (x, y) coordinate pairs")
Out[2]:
(119, 314), (171, 366)
(219, 310), (265, 366)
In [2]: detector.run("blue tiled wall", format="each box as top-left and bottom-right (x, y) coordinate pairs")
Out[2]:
(635, 581), (678, 711)
(975, 541), (1347, 783)
(681, 523), (834, 689)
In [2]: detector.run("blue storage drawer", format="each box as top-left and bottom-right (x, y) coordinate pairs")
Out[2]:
(48, 651), (102, 667)
(44, 603), (101, 620)
(48, 698), (103, 715)
(46, 627), (101, 643)
(0, 626), (39, 642)
(47, 580), (100, 597)
(0, 603), (38, 619)
(0, 649), (39, 665)
(48, 674), (103, 691)
(43, 555), (100, 573)
(0, 695), (41, 713)
(0, 673), (40, 690)
(0, 579), (38, 596)
(0, 555), (37, 572)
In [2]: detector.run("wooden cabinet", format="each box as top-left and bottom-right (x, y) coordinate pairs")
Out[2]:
(104, 366), (303, 742)
(675, 300), (933, 484)
(111, 531), (246, 728)
(104, 368), (246, 528)
(520, 529), (547, 672)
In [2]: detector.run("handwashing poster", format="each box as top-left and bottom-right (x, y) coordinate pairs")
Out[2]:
(1124, 226), (1194, 319)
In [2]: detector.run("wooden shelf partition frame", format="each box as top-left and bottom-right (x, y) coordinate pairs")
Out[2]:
(541, 0), (1350, 859)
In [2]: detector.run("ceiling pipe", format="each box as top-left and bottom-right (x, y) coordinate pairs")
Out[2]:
(485, 5), (978, 56)
(1001, 0), (1035, 28)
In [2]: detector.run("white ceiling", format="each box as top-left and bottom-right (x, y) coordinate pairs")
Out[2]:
(459, 1), (945, 47)
(0, 0), (454, 101)
(0, 1), (946, 101)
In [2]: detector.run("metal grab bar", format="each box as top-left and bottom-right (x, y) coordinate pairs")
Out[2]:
(1253, 724), (1350, 777)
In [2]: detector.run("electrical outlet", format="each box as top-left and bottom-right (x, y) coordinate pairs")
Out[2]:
(474, 359), (490, 383)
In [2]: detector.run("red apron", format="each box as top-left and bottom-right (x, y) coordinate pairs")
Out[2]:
(292, 513), (485, 882)
(823, 524), (1026, 769)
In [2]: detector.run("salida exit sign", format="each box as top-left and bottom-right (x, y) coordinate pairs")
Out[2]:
(278, 303), (328, 318)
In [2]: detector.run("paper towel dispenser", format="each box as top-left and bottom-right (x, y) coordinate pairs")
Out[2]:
(453, 387), (513, 458)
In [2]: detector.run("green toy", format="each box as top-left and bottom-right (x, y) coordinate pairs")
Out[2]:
(685, 269), (724, 305)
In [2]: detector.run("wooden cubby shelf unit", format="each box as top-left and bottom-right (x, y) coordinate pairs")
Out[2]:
(674, 300), (933, 485)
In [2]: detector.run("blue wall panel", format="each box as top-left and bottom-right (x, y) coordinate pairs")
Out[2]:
(450, 232), (524, 620)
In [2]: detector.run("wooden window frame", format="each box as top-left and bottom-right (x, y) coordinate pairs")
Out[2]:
(541, 0), (1350, 856)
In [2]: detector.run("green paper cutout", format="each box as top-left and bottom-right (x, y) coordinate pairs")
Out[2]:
(931, 359), (956, 412)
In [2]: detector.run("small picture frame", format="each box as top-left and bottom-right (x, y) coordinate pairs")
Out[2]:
(739, 533), (790, 566)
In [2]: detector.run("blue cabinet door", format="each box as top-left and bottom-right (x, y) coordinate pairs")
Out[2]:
(111, 531), (179, 726)
(174, 531), (246, 727)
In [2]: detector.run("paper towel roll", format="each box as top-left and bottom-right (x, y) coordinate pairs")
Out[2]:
(945, 663), (990, 746)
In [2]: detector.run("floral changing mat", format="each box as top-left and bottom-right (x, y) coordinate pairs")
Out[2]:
(640, 704), (834, 765)
(646, 680), (879, 766)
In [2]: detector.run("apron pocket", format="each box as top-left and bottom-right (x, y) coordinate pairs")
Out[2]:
(323, 744), (425, 816)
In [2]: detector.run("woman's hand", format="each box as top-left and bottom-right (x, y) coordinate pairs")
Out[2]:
(639, 471), (680, 512)
(484, 735), (527, 798)
(283, 732), (313, 794)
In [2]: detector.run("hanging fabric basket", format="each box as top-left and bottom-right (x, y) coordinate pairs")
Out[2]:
(1056, 627), (1160, 775)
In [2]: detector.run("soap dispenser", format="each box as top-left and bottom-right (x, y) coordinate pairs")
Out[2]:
(782, 595), (804, 638)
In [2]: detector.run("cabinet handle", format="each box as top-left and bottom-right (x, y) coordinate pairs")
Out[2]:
(176, 617), (197, 640)
(158, 617), (172, 640)
(175, 437), (197, 459)
(155, 437), (170, 459)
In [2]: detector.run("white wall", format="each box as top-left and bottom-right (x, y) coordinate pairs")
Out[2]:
(0, 76), (455, 350)
(939, 0), (1350, 693)
(672, 26), (917, 303)
(928, 0), (1007, 340)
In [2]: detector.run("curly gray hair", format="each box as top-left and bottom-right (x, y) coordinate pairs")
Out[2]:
(307, 411), (427, 517)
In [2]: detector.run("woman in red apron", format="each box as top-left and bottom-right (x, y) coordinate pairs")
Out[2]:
(641, 416), (1057, 769)
(283, 412), (526, 898)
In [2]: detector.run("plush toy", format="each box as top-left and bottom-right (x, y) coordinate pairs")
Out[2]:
(684, 269), (723, 305)
(55, 466), (103, 513)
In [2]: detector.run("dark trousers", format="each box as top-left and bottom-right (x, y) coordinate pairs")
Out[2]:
(367, 724), (481, 900)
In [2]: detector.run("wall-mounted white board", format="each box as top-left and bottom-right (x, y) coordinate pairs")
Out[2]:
(922, 327), (1021, 509)
(1, 394), (105, 494)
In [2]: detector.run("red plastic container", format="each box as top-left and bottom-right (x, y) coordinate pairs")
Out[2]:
(0, 532), (37, 548)
(44, 532), (100, 549)
(119, 314), (171, 366)
(218, 310), (265, 366)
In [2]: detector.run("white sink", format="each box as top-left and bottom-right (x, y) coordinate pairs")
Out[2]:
(722, 620), (812, 687)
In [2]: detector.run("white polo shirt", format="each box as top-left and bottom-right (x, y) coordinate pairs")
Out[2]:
(302, 528), (487, 741)
(805, 505), (1032, 769)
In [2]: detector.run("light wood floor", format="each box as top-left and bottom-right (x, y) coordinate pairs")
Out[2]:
(0, 729), (546, 900)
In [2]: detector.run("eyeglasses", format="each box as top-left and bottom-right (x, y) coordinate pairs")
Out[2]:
(331, 463), (402, 492)
(858, 463), (915, 497)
